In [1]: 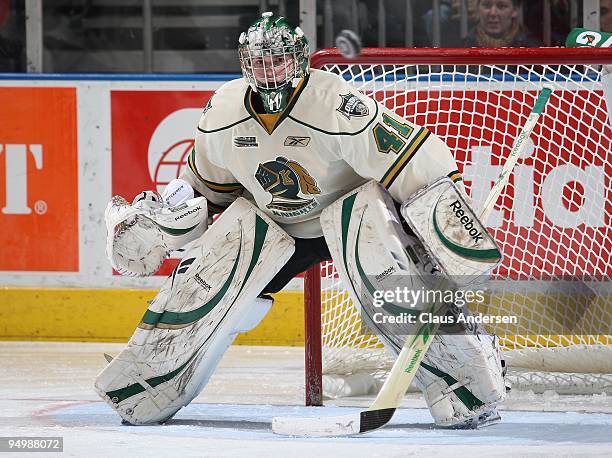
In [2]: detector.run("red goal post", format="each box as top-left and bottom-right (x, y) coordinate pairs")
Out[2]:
(304, 47), (612, 406)
(310, 46), (612, 66)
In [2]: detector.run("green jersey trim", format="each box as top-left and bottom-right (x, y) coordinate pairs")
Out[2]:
(447, 170), (463, 183)
(380, 128), (430, 189)
(244, 73), (311, 135)
(188, 148), (243, 194)
(196, 116), (252, 134)
(288, 101), (379, 136)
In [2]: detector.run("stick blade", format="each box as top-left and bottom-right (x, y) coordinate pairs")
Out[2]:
(272, 411), (361, 437)
(359, 408), (396, 433)
(271, 408), (396, 437)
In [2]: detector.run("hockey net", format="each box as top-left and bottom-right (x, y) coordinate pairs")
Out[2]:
(305, 48), (612, 403)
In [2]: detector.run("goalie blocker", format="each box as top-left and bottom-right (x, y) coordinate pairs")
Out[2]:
(95, 198), (295, 424)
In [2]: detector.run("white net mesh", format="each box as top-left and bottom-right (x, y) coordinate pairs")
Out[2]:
(314, 51), (612, 395)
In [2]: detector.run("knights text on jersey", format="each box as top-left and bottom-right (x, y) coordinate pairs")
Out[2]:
(180, 69), (459, 238)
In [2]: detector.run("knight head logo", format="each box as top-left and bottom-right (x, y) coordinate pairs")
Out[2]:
(255, 156), (321, 217)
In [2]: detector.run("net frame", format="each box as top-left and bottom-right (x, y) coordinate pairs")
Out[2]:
(304, 47), (612, 406)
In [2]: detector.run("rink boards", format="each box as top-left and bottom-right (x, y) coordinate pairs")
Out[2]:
(0, 74), (609, 343)
(0, 74), (307, 343)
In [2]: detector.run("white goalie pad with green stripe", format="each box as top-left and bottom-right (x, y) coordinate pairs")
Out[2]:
(94, 197), (295, 424)
(321, 180), (505, 427)
(320, 180), (439, 337)
(401, 177), (501, 286)
(400, 178), (505, 426)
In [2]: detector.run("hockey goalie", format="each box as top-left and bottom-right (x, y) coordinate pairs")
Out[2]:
(94, 12), (505, 429)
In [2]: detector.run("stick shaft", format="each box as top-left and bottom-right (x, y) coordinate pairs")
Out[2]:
(369, 308), (442, 411)
(479, 87), (553, 222)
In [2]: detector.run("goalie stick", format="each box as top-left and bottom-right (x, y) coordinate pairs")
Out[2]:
(272, 85), (554, 437)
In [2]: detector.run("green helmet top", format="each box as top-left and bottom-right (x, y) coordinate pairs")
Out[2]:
(238, 12), (310, 111)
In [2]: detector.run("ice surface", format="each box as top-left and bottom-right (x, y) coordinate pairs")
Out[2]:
(1, 342), (610, 457)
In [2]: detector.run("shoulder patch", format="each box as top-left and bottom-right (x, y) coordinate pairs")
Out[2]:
(202, 96), (213, 115)
(197, 78), (250, 132)
(336, 93), (370, 120)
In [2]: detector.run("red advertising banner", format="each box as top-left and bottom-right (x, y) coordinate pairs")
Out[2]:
(111, 90), (214, 275)
(0, 87), (78, 271)
(374, 89), (610, 279)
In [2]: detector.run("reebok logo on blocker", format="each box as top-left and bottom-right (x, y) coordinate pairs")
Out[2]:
(449, 199), (484, 243)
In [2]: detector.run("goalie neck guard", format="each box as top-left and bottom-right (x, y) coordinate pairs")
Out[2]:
(238, 11), (310, 113)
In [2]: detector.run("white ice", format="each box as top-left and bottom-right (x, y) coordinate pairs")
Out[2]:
(1, 342), (611, 457)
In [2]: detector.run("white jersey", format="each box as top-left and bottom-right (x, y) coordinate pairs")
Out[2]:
(181, 69), (460, 238)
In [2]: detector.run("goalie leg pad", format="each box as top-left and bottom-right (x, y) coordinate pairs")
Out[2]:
(94, 198), (295, 425)
(322, 180), (505, 428)
(398, 177), (505, 426)
(235, 295), (273, 333)
(320, 180), (440, 341)
(415, 323), (506, 427)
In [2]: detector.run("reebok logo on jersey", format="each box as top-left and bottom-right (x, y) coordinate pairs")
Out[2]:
(337, 93), (369, 120)
(284, 136), (311, 147)
(234, 136), (258, 148)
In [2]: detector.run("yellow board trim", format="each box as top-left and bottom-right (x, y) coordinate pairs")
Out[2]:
(2, 288), (609, 349)
(0, 288), (304, 345)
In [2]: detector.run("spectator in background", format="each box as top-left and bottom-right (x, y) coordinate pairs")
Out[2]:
(325, 0), (432, 48)
(464, 0), (542, 47)
(602, 0), (612, 33)
(421, 0), (454, 45)
(421, 0), (479, 46)
(523, 0), (570, 46)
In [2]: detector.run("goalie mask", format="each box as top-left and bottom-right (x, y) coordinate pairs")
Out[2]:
(238, 12), (310, 113)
